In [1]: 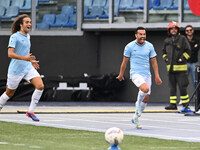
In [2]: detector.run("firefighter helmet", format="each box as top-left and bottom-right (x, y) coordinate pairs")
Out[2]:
(167, 21), (180, 34)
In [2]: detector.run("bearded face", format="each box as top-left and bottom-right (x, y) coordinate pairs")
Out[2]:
(135, 30), (146, 45)
(169, 27), (178, 36)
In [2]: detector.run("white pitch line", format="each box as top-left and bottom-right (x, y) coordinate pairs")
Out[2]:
(0, 142), (9, 145)
(13, 143), (26, 146)
(0, 141), (43, 149)
(29, 145), (43, 149)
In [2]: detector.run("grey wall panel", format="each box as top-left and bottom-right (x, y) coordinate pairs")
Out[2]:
(30, 33), (99, 77)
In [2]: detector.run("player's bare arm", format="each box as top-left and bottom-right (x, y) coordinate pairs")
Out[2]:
(150, 57), (162, 85)
(117, 56), (129, 81)
(8, 47), (37, 61)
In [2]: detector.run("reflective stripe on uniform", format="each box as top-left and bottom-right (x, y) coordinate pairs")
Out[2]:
(180, 94), (189, 99)
(173, 64), (187, 71)
(170, 96), (177, 100)
(183, 52), (190, 60)
(181, 94), (190, 104)
(170, 100), (177, 104)
(166, 64), (187, 71)
(163, 54), (167, 58)
(170, 96), (177, 104)
(167, 65), (170, 71)
(182, 99), (190, 104)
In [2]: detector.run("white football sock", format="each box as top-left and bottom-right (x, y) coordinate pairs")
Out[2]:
(0, 92), (10, 109)
(135, 91), (147, 116)
(141, 102), (147, 114)
(29, 89), (43, 112)
(137, 91), (147, 103)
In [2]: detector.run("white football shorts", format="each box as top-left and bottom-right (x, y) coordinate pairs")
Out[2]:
(131, 74), (152, 94)
(7, 68), (40, 90)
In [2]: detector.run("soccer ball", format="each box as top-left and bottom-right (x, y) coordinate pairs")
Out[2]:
(105, 127), (124, 146)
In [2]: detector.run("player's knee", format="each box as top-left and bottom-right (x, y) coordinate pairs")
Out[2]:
(36, 83), (44, 91)
(141, 87), (149, 93)
(143, 88), (149, 93)
(140, 83), (149, 93)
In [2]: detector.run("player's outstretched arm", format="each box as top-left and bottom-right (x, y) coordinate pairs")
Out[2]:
(116, 56), (129, 81)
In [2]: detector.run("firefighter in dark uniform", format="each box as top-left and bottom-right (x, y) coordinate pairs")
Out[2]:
(162, 21), (191, 110)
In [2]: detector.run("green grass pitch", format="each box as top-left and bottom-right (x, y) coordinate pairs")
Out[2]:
(0, 121), (200, 150)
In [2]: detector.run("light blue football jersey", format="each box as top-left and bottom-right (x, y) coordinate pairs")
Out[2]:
(124, 40), (157, 78)
(8, 32), (33, 75)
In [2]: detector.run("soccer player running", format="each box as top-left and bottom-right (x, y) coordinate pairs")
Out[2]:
(117, 27), (162, 129)
(0, 14), (44, 122)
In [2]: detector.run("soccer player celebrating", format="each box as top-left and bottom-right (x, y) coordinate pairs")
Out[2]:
(117, 27), (162, 129)
(0, 14), (44, 122)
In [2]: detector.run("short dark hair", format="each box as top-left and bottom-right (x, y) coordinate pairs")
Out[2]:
(185, 25), (193, 29)
(135, 27), (146, 34)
